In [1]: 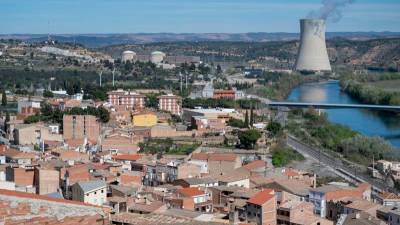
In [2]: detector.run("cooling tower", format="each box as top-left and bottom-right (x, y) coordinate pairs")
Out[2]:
(295, 19), (331, 72)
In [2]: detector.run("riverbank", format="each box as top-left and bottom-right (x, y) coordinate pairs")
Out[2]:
(286, 108), (399, 166)
(246, 72), (330, 101)
(287, 81), (400, 148)
(340, 72), (400, 106)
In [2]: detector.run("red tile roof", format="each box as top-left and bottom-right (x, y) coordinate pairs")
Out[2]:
(242, 160), (266, 171)
(112, 154), (142, 161)
(0, 189), (102, 208)
(284, 168), (300, 177)
(247, 189), (275, 206)
(177, 187), (205, 197)
(209, 153), (237, 162)
(191, 153), (208, 161)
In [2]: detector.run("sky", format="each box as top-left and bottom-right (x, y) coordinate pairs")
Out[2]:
(1, 0), (399, 34)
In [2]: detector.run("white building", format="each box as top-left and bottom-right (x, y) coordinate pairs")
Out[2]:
(72, 180), (107, 206)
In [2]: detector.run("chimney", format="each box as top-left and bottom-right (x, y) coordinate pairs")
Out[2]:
(295, 19), (331, 72)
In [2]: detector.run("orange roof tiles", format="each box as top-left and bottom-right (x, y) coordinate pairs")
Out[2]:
(209, 153), (237, 162)
(191, 153), (208, 161)
(242, 160), (266, 171)
(247, 189), (275, 206)
(112, 154), (142, 161)
(284, 168), (300, 177)
(177, 187), (205, 197)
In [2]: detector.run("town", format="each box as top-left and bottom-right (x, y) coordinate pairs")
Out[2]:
(1, 1), (400, 225)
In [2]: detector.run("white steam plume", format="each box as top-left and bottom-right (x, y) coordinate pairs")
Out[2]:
(307, 0), (355, 22)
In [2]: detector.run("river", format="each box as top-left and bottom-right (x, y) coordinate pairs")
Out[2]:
(287, 81), (400, 148)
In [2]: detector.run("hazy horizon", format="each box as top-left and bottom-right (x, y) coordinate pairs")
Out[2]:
(1, 0), (399, 34)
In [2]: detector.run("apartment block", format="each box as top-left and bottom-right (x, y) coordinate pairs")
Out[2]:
(158, 94), (181, 115)
(63, 115), (100, 142)
(108, 89), (145, 109)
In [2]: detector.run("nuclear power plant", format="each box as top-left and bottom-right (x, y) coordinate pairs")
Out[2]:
(295, 19), (331, 72)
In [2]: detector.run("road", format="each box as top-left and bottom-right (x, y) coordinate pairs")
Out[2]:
(287, 135), (389, 193)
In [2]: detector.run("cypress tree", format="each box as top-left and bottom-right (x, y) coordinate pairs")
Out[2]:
(250, 107), (254, 127)
(244, 110), (249, 128)
(1, 90), (6, 106)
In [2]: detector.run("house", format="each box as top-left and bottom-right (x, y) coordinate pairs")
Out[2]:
(5, 165), (35, 188)
(13, 123), (63, 146)
(101, 131), (140, 154)
(309, 183), (371, 218)
(277, 200), (333, 225)
(190, 153), (241, 176)
(376, 192), (400, 207)
(3, 148), (36, 165)
(61, 164), (91, 199)
(213, 89), (235, 99)
(192, 116), (226, 132)
(211, 168), (250, 188)
(173, 177), (219, 188)
(72, 180), (107, 206)
(51, 149), (90, 163)
(342, 212), (386, 225)
(244, 189), (277, 225)
(175, 187), (212, 212)
(259, 179), (311, 203)
(112, 154), (142, 171)
(242, 160), (268, 175)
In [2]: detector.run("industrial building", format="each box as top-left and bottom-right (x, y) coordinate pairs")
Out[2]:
(295, 19), (331, 72)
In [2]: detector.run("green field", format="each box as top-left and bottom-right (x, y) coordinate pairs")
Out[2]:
(367, 79), (400, 92)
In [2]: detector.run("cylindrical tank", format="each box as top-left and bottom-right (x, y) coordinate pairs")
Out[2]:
(122, 50), (137, 62)
(295, 19), (331, 72)
(150, 51), (165, 64)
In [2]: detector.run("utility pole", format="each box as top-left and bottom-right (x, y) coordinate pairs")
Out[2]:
(112, 67), (116, 87)
(185, 73), (188, 90)
(179, 72), (183, 92)
(99, 71), (103, 87)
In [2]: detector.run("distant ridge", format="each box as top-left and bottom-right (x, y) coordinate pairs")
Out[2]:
(1, 32), (400, 47)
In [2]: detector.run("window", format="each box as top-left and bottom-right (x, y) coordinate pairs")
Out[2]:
(94, 191), (97, 194)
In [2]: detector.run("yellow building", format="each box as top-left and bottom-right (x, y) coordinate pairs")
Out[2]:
(132, 112), (158, 127)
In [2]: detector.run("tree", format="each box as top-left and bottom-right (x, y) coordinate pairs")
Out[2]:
(238, 129), (262, 149)
(4, 112), (10, 133)
(266, 121), (282, 137)
(97, 106), (110, 123)
(250, 107), (254, 127)
(145, 94), (159, 108)
(216, 64), (222, 74)
(244, 110), (249, 128)
(1, 90), (7, 106)
(227, 118), (246, 128)
(43, 90), (54, 98)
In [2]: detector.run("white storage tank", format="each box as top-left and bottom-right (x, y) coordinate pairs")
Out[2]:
(150, 51), (166, 64)
(121, 50), (137, 62)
